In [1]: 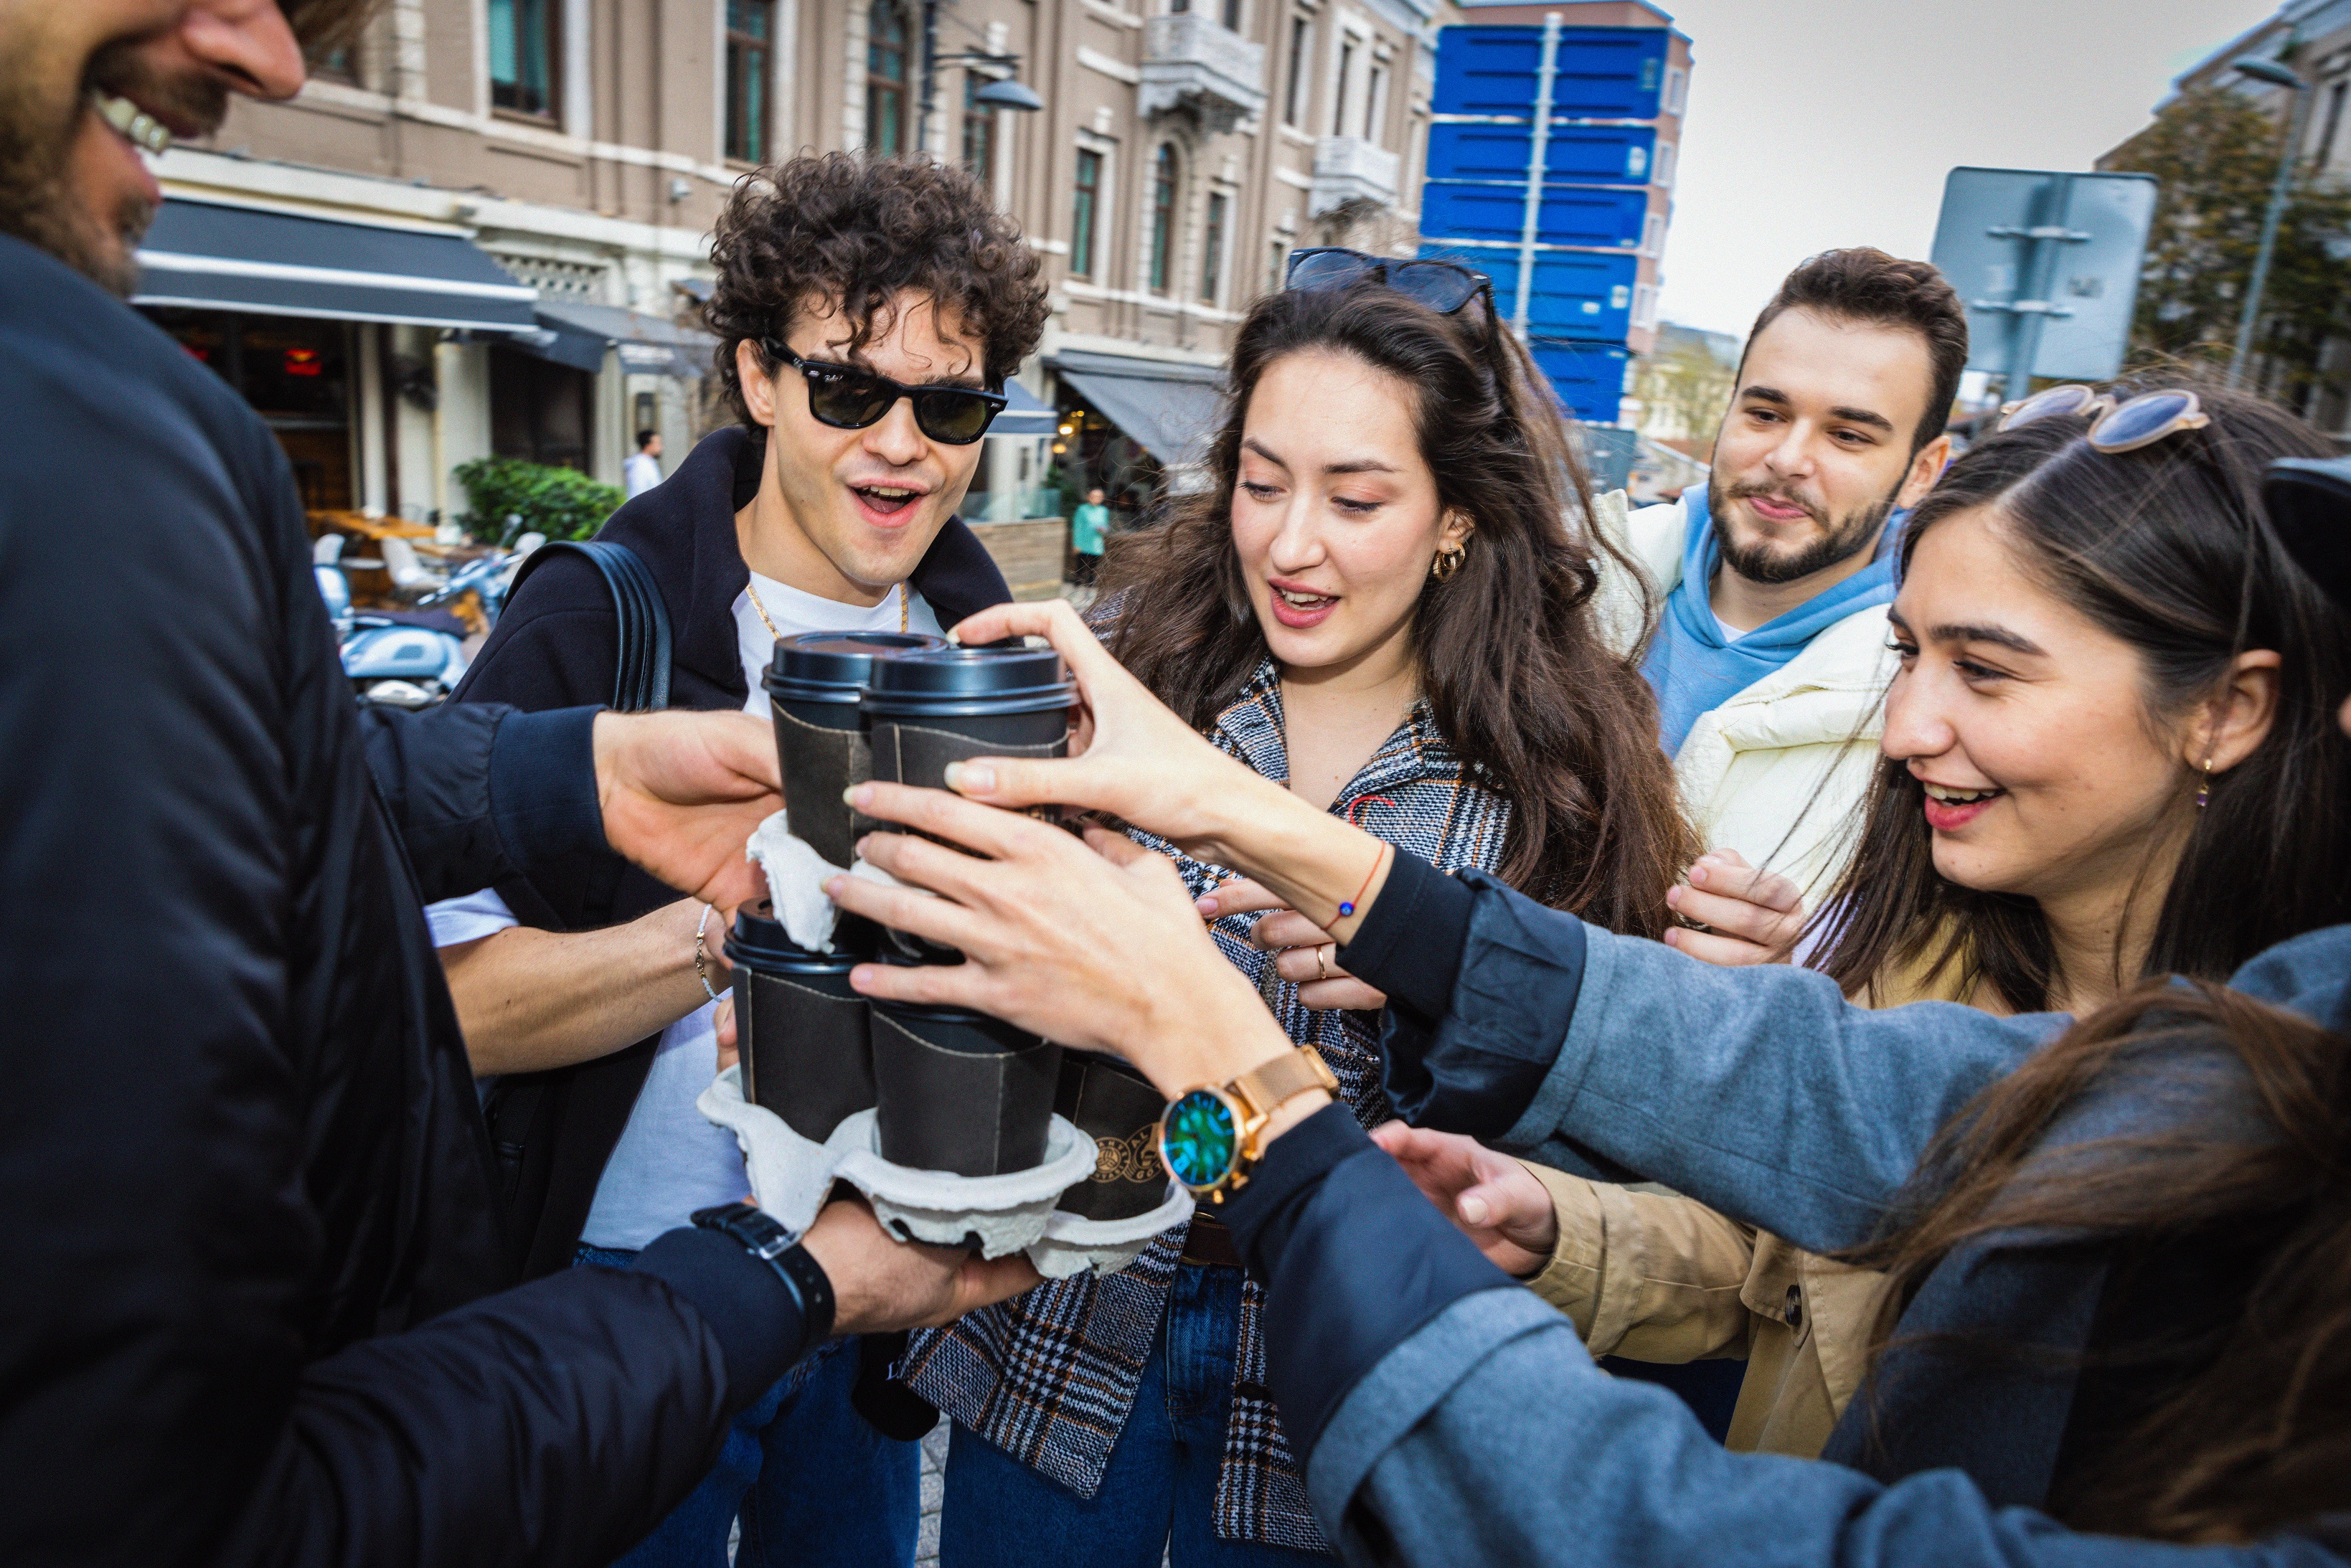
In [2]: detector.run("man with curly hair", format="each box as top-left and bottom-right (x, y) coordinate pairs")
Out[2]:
(428, 151), (1052, 1568)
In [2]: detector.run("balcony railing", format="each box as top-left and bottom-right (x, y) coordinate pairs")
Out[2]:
(1309, 136), (1402, 216)
(1140, 12), (1267, 134)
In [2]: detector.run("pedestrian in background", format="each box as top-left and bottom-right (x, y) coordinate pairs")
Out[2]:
(1070, 484), (1110, 588)
(626, 428), (665, 497)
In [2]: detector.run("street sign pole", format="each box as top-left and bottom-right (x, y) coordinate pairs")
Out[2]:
(1510, 12), (1563, 339)
(1966, 176), (2093, 405)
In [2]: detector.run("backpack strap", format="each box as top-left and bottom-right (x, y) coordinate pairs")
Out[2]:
(507, 539), (673, 712)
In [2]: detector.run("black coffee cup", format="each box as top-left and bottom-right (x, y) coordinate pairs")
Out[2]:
(725, 910), (877, 1143)
(1052, 1050), (1170, 1221)
(868, 990), (1062, 1177)
(765, 630), (946, 867)
(862, 646), (1075, 961)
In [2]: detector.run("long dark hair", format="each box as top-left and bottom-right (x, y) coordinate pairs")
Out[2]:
(1811, 382), (2351, 1009)
(1850, 979), (2351, 1541)
(1097, 285), (1692, 930)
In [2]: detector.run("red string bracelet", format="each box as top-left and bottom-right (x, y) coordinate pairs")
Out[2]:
(1337, 796), (1396, 919)
(1336, 843), (1387, 919)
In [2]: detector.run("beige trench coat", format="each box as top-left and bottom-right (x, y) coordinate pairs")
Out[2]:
(1517, 954), (1980, 1458)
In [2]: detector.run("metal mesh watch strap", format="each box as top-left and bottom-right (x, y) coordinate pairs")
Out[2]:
(1229, 1046), (1339, 1123)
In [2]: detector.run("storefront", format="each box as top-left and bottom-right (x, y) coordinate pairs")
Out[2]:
(1047, 350), (1225, 521)
(132, 196), (539, 521)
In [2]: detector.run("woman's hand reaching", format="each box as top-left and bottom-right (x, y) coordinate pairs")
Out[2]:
(1662, 849), (1806, 967)
(1198, 878), (1388, 1011)
(1369, 1123), (1558, 1279)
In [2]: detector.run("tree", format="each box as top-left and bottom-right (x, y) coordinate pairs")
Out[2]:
(2103, 85), (2351, 404)
(1629, 326), (1738, 446)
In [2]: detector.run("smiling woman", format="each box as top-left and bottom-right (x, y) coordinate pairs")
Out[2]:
(1808, 378), (2351, 1016)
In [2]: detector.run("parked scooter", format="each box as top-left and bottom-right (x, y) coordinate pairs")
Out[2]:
(314, 529), (544, 708)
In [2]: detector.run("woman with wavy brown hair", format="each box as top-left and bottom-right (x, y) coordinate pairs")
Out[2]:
(904, 253), (1692, 1565)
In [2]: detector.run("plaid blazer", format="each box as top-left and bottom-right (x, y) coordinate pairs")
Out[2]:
(905, 660), (1514, 1550)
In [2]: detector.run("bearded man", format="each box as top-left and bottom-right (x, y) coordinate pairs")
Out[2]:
(1600, 249), (1965, 913)
(0, 4), (1034, 1565)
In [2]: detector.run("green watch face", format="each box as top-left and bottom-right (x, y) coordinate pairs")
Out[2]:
(1158, 1088), (1240, 1192)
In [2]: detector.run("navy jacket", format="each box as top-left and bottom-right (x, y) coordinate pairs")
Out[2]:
(1215, 856), (2351, 1564)
(451, 424), (1010, 1276)
(0, 235), (809, 1567)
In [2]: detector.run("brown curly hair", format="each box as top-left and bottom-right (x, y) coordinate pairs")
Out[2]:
(704, 152), (1050, 430)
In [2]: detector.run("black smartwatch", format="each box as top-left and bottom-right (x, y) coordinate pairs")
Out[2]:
(690, 1201), (836, 1344)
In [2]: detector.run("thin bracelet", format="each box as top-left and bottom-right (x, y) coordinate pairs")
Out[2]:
(1336, 841), (1389, 920)
(693, 903), (722, 1002)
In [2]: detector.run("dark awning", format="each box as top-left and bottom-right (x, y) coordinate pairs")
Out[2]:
(132, 198), (537, 331)
(991, 379), (1057, 438)
(1050, 350), (1225, 467)
(514, 298), (719, 379)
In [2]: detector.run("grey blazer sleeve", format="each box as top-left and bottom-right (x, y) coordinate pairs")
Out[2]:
(1313, 1290), (2345, 1568)
(1411, 873), (2068, 1252)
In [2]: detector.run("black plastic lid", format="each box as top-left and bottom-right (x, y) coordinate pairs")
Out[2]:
(860, 645), (1075, 719)
(725, 909), (864, 974)
(764, 630), (947, 706)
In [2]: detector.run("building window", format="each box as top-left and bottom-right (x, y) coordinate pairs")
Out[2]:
(867, 1), (909, 156)
(1654, 141), (1677, 189)
(725, 0), (772, 164)
(1222, 0), (1243, 27)
(1269, 239), (1288, 298)
(488, 0), (556, 118)
(2317, 77), (2349, 168)
(1283, 17), (1310, 127)
(962, 75), (995, 192)
(1332, 39), (1354, 135)
(1072, 148), (1103, 278)
(1632, 283), (1659, 331)
(316, 42), (361, 84)
(1641, 212), (1666, 258)
(1365, 62), (1387, 141)
(1149, 146), (1179, 295)
(1663, 65), (1688, 115)
(1200, 192), (1227, 303)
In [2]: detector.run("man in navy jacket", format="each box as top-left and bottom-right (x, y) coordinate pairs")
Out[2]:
(0, 4), (1034, 1564)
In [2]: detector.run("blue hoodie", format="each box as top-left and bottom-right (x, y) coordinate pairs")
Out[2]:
(1641, 483), (1900, 755)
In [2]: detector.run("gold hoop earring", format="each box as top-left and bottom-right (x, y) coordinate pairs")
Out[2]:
(2195, 755), (2215, 811)
(1431, 543), (1467, 582)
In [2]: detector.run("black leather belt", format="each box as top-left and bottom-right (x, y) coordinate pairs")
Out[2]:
(1179, 1214), (1243, 1270)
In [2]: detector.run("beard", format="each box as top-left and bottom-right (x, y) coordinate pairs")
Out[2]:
(1708, 478), (1898, 586)
(0, 34), (227, 296)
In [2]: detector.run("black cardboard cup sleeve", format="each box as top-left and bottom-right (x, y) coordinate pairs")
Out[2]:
(1052, 1050), (1171, 1220)
(764, 630), (945, 867)
(869, 998), (1062, 1176)
(727, 912), (877, 1143)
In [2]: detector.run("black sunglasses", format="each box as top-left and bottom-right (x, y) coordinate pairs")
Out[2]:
(761, 339), (1007, 445)
(1283, 247), (1495, 318)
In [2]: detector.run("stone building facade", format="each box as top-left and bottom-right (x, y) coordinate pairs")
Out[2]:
(141, 0), (1457, 529)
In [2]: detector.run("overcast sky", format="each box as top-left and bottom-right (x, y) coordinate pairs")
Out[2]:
(1654, 0), (2279, 338)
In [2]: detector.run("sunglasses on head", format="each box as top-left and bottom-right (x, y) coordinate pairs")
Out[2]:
(1996, 383), (2212, 453)
(761, 339), (1007, 445)
(1283, 247), (1495, 319)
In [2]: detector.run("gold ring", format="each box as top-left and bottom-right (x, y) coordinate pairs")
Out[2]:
(1316, 944), (1332, 982)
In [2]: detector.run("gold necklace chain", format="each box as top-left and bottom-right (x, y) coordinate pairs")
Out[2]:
(746, 578), (910, 641)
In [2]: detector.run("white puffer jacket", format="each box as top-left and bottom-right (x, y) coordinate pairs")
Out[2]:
(1589, 490), (1898, 901)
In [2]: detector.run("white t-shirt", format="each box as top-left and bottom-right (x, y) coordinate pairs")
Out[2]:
(1712, 610), (1748, 645)
(623, 450), (663, 499)
(427, 570), (943, 1251)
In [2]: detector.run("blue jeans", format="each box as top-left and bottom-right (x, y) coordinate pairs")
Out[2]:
(578, 1245), (920, 1568)
(939, 1263), (1329, 1567)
